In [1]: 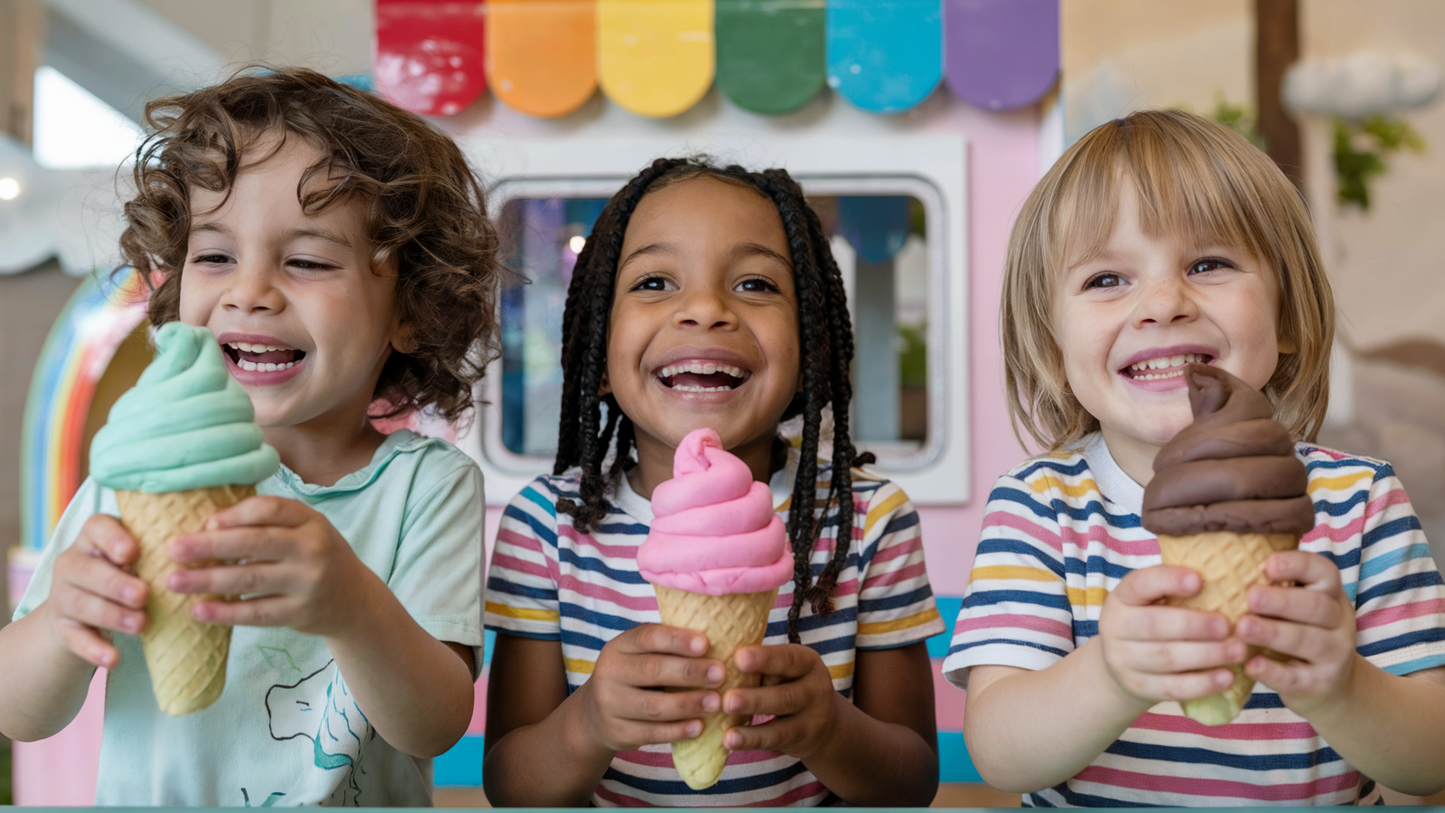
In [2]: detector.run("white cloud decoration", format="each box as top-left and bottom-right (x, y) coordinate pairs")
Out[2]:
(0, 134), (127, 277)
(1285, 51), (1441, 119)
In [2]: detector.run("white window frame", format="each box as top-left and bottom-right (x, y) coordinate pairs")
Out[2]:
(458, 134), (970, 505)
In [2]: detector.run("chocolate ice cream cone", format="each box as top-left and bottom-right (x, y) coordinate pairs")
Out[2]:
(1156, 531), (1299, 725)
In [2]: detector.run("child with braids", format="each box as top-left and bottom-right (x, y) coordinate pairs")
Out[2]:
(483, 158), (945, 806)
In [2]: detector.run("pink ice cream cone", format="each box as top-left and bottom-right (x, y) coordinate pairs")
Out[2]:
(638, 428), (792, 790)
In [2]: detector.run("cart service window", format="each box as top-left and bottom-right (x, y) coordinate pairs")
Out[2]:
(489, 179), (944, 473)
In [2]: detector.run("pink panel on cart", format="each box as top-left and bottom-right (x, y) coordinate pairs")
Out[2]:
(467, 670), (489, 735)
(933, 662), (967, 731)
(375, 0), (488, 116)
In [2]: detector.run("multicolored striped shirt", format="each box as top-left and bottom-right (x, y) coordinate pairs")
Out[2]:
(485, 453), (944, 807)
(943, 433), (1445, 807)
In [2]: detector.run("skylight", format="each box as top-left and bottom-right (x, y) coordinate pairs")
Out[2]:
(32, 65), (145, 169)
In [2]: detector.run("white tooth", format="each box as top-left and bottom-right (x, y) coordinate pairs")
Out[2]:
(702, 363), (717, 375)
(238, 359), (256, 371)
(1169, 354), (1184, 367)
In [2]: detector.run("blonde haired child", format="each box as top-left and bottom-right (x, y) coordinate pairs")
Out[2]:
(945, 109), (1445, 806)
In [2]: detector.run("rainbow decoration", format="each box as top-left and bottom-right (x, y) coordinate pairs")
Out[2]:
(20, 269), (150, 552)
(373, 0), (1059, 118)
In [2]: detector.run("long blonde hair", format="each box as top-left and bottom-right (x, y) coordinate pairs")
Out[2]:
(1002, 109), (1334, 450)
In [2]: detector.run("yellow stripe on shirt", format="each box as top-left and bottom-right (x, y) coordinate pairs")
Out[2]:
(1066, 585), (1110, 607)
(827, 662), (856, 680)
(858, 607), (941, 637)
(972, 565), (1060, 583)
(1031, 475), (1100, 500)
(1309, 471), (1373, 493)
(864, 488), (910, 537)
(564, 657), (596, 675)
(485, 601), (560, 622)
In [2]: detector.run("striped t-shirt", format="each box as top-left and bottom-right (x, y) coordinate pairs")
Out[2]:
(943, 433), (1445, 807)
(486, 453), (945, 807)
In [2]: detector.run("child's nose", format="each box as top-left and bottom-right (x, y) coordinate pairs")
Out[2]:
(221, 264), (285, 314)
(1132, 275), (1198, 327)
(673, 288), (737, 329)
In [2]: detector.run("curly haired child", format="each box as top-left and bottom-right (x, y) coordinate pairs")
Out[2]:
(482, 157), (946, 806)
(0, 67), (499, 806)
(945, 109), (1445, 806)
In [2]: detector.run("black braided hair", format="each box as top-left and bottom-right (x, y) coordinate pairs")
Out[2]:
(553, 157), (873, 643)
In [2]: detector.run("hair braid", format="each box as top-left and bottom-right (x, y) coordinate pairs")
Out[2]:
(555, 158), (691, 531)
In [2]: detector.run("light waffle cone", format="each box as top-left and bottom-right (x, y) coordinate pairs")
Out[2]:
(115, 484), (251, 716)
(1156, 531), (1299, 725)
(653, 584), (778, 790)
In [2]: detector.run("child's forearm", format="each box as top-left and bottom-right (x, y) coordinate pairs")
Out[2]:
(482, 680), (622, 806)
(324, 572), (475, 758)
(1297, 658), (1445, 796)
(0, 605), (99, 741)
(963, 639), (1149, 792)
(799, 693), (939, 806)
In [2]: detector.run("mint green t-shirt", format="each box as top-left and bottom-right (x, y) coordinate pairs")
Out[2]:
(15, 429), (485, 806)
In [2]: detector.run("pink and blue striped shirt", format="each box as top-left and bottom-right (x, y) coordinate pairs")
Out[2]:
(943, 433), (1445, 807)
(486, 454), (944, 807)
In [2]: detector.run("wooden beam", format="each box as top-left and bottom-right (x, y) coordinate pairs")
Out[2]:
(1255, 0), (1302, 189)
(0, 0), (43, 144)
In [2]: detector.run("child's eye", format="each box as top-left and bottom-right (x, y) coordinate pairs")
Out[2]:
(287, 259), (335, 274)
(630, 275), (670, 292)
(192, 253), (232, 265)
(1188, 257), (1234, 275)
(736, 277), (780, 294)
(1083, 272), (1123, 290)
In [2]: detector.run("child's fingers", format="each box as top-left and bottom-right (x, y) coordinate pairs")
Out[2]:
(55, 618), (122, 669)
(723, 716), (794, 752)
(734, 643), (816, 678)
(167, 562), (290, 597)
(203, 496), (311, 531)
(1112, 566), (1203, 606)
(62, 550), (148, 610)
(190, 595), (297, 627)
(53, 585), (146, 636)
(1117, 605), (1230, 642)
(1244, 654), (1324, 696)
(1264, 550), (1341, 591)
(1236, 615), (1337, 664)
(614, 652), (725, 690)
(171, 526), (293, 564)
(1130, 667), (1237, 703)
(77, 515), (140, 567)
(619, 624), (711, 659)
(721, 680), (806, 718)
(1115, 638), (1246, 674)
(614, 717), (705, 747)
(615, 686), (721, 723)
(1247, 584), (1343, 628)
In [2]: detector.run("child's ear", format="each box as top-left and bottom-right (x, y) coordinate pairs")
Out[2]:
(391, 321), (418, 355)
(599, 371), (611, 396)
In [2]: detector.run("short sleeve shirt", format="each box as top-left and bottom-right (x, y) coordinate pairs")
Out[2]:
(15, 429), (486, 806)
(485, 454), (945, 807)
(942, 434), (1445, 807)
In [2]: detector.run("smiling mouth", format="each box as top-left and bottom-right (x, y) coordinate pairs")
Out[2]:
(656, 362), (750, 393)
(1120, 352), (1213, 381)
(222, 341), (307, 373)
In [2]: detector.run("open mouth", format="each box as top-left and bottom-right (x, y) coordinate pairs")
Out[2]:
(656, 362), (750, 393)
(222, 341), (307, 373)
(1120, 352), (1212, 382)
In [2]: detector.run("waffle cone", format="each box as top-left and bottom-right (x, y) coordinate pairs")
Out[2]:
(1156, 531), (1299, 725)
(115, 484), (251, 716)
(653, 585), (778, 790)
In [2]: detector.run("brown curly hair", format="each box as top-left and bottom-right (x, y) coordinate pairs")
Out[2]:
(119, 66), (499, 421)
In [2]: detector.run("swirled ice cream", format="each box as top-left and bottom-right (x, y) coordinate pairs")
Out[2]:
(638, 428), (791, 788)
(1142, 364), (1314, 536)
(1140, 363), (1314, 725)
(91, 321), (279, 493)
(89, 320), (277, 715)
(638, 428), (792, 596)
